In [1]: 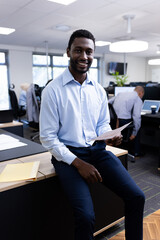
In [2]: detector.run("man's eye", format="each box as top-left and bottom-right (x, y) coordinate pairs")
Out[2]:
(87, 51), (93, 55)
(75, 49), (81, 53)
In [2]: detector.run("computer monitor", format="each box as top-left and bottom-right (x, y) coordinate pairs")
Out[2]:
(114, 86), (135, 96)
(143, 87), (160, 100)
(0, 109), (14, 123)
(141, 100), (160, 113)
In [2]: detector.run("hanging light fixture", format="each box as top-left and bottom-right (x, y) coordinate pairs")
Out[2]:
(109, 15), (148, 53)
(156, 44), (160, 54)
(95, 41), (111, 47)
(148, 45), (160, 65)
(148, 59), (160, 65)
(110, 40), (148, 53)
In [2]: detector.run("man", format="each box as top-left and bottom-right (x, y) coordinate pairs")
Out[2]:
(109, 86), (144, 156)
(40, 29), (145, 240)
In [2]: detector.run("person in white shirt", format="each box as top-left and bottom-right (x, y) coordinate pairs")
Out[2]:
(19, 83), (30, 110)
(109, 86), (144, 156)
(40, 29), (145, 240)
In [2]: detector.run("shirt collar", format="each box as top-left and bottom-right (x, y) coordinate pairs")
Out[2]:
(62, 68), (94, 86)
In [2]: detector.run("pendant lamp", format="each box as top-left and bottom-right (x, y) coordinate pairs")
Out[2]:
(148, 59), (160, 65)
(109, 15), (148, 53)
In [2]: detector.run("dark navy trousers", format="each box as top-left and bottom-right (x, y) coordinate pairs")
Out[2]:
(118, 118), (141, 155)
(52, 141), (145, 240)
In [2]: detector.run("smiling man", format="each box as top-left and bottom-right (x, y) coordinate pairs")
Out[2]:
(67, 35), (94, 78)
(40, 29), (145, 240)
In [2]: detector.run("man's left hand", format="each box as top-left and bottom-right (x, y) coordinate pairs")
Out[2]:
(105, 135), (122, 147)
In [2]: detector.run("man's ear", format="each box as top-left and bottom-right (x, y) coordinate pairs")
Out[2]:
(67, 48), (70, 58)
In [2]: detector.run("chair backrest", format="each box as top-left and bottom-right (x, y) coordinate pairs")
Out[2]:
(122, 125), (134, 142)
(118, 119), (134, 143)
(9, 89), (19, 119)
(9, 89), (26, 120)
(108, 103), (118, 129)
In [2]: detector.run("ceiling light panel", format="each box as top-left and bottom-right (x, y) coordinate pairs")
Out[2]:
(0, 27), (15, 35)
(95, 41), (111, 47)
(48, 0), (77, 5)
(55, 24), (71, 31)
(148, 59), (160, 65)
(109, 40), (148, 53)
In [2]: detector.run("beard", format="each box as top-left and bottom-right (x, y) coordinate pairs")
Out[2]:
(69, 58), (92, 74)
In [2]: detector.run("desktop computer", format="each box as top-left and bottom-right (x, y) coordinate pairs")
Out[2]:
(0, 109), (14, 123)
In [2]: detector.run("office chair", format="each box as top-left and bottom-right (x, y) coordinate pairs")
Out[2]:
(108, 103), (119, 129)
(119, 121), (135, 162)
(26, 84), (44, 142)
(108, 103), (135, 162)
(9, 89), (26, 121)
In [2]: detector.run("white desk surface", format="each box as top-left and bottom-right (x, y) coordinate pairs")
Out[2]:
(0, 146), (127, 192)
(0, 120), (23, 128)
(106, 145), (128, 157)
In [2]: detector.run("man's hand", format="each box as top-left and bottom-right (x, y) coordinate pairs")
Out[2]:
(129, 135), (136, 141)
(105, 135), (122, 146)
(72, 158), (102, 183)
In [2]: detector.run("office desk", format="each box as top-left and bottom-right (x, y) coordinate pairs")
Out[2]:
(0, 120), (23, 137)
(141, 113), (160, 168)
(0, 129), (46, 162)
(0, 141), (128, 240)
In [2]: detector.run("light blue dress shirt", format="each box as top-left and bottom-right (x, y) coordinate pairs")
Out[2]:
(40, 68), (111, 165)
(19, 90), (26, 109)
(109, 91), (143, 136)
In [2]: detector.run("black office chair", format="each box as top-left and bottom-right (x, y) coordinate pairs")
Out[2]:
(119, 121), (135, 162)
(9, 89), (26, 121)
(108, 103), (135, 162)
(108, 103), (118, 130)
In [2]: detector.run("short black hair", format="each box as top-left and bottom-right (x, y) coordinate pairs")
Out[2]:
(67, 29), (95, 49)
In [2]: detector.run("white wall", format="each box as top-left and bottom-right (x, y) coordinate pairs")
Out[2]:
(146, 58), (160, 83)
(9, 49), (33, 98)
(100, 53), (146, 87)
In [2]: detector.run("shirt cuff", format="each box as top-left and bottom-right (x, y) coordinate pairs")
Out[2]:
(61, 151), (77, 165)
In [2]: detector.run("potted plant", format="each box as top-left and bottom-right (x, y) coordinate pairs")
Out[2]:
(112, 71), (128, 86)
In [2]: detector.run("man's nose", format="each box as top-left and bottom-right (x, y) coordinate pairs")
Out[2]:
(80, 51), (87, 59)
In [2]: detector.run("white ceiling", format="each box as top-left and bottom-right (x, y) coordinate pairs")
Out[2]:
(0, 0), (160, 58)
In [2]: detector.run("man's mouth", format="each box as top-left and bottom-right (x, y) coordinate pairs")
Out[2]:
(78, 62), (88, 67)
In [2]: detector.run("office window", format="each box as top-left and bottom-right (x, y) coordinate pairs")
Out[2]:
(0, 51), (10, 110)
(32, 53), (99, 86)
(33, 54), (52, 87)
(52, 55), (69, 79)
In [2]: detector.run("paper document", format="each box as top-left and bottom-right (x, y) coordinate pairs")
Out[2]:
(0, 161), (40, 182)
(92, 122), (132, 141)
(0, 134), (27, 151)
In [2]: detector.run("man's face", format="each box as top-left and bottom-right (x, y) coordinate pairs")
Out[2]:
(67, 37), (95, 74)
(139, 91), (144, 99)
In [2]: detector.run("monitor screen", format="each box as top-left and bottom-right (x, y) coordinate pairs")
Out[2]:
(0, 109), (13, 123)
(142, 100), (160, 113)
(143, 87), (160, 100)
(114, 87), (135, 96)
(108, 62), (128, 75)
